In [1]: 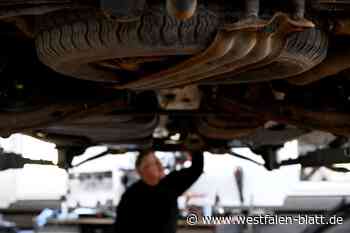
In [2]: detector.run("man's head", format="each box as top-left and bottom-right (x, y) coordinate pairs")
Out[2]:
(135, 150), (165, 186)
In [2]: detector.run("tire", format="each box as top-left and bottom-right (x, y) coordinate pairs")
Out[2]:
(35, 6), (219, 83)
(0, 1), (76, 21)
(312, 0), (350, 12)
(204, 27), (328, 84)
(0, 0), (69, 5)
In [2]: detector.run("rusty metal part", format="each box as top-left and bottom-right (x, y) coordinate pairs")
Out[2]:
(332, 18), (350, 35)
(220, 93), (350, 137)
(0, 3), (82, 20)
(42, 114), (159, 144)
(0, 98), (128, 136)
(0, 95), (158, 146)
(196, 116), (257, 140)
(101, 0), (145, 21)
(120, 29), (238, 89)
(287, 45), (350, 86)
(98, 60), (141, 72)
(97, 57), (167, 72)
(175, 15), (318, 87)
(196, 93), (264, 140)
(206, 28), (328, 84)
(157, 85), (202, 110)
(120, 13), (315, 90)
(238, 126), (307, 147)
(278, 106), (350, 136)
(166, 0), (197, 20)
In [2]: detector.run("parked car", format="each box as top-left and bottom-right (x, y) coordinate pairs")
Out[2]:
(0, 0), (350, 168)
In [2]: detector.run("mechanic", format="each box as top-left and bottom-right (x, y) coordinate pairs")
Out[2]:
(114, 148), (204, 233)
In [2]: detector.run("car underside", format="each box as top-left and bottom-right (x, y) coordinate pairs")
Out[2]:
(1, 0), (350, 168)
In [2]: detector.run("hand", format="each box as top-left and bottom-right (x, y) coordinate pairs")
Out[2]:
(184, 134), (205, 152)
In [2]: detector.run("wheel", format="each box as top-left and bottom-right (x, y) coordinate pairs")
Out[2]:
(312, 0), (350, 12)
(0, 0), (68, 5)
(203, 27), (328, 84)
(35, 6), (219, 83)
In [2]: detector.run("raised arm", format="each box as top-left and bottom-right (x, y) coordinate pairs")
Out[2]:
(162, 150), (204, 197)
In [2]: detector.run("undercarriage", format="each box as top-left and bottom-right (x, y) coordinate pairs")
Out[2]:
(1, 0), (350, 167)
